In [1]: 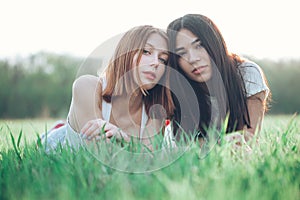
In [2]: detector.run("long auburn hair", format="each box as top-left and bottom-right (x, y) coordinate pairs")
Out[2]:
(167, 14), (252, 136)
(101, 25), (174, 118)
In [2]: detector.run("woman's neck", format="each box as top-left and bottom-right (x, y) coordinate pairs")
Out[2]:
(129, 90), (143, 112)
(113, 89), (143, 114)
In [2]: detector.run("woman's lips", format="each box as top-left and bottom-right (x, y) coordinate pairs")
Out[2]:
(142, 71), (156, 80)
(192, 65), (207, 75)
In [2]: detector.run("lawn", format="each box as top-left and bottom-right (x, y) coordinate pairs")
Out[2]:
(0, 114), (299, 200)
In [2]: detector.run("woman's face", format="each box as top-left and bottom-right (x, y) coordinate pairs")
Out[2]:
(175, 28), (212, 83)
(133, 33), (169, 90)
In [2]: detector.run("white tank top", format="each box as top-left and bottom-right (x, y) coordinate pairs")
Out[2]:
(101, 77), (148, 139)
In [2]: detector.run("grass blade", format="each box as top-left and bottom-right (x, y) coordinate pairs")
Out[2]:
(5, 124), (22, 161)
(17, 129), (23, 149)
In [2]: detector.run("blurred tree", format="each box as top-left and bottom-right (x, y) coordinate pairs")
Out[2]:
(256, 58), (300, 114)
(0, 53), (299, 118)
(0, 52), (82, 118)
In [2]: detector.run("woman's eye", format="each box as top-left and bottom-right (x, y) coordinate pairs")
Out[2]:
(143, 49), (151, 55)
(195, 43), (203, 49)
(159, 58), (168, 65)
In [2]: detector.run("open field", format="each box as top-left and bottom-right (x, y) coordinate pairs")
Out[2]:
(0, 114), (299, 199)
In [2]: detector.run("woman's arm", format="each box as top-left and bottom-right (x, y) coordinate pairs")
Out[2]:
(68, 75), (130, 142)
(244, 91), (267, 139)
(223, 91), (267, 147)
(68, 75), (102, 132)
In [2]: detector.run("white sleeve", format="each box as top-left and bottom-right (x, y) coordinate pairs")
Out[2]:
(238, 61), (270, 100)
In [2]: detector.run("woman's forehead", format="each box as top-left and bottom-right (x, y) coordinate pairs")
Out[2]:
(145, 33), (168, 51)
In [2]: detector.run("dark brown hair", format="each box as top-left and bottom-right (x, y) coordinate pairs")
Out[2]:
(167, 14), (258, 136)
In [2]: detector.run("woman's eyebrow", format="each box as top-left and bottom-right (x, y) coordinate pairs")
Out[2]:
(145, 43), (154, 48)
(175, 47), (184, 52)
(161, 51), (169, 56)
(145, 43), (169, 55)
(175, 38), (200, 52)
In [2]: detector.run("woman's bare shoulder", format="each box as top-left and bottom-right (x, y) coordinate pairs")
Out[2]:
(72, 75), (102, 104)
(73, 75), (100, 91)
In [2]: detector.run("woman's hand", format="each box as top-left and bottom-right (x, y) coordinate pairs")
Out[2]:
(80, 119), (130, 142)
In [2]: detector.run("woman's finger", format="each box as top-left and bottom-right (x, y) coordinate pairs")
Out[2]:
(80, 119), (130, 143)
(81, 119), (106, 139)
(80, 120), (94, 134)
(88, 127), (105, 140)
(101, 129), (130, 142)
(83, 123), (98, 138)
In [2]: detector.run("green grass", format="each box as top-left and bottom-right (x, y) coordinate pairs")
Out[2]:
(0, 114), (299, 200)
(0, 118), (58, 151)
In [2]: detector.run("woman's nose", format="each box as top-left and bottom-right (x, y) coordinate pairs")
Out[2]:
(151, 54), (160, 68)
(188, 49), (200, 64)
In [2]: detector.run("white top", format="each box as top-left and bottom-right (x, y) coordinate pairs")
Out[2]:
(100, 77), (149, 138)
(238, 60), (269, 100)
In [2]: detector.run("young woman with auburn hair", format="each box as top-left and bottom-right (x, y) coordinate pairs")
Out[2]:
(42, 25), (175, 152)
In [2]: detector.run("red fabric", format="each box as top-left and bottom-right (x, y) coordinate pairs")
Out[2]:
(165, 119), (170, 126)
(52, 122), (65, 130)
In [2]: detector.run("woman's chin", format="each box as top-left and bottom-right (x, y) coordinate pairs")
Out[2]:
(142, 82), (156, 91)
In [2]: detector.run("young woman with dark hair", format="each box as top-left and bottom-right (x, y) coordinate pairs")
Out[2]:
(167, 14), (270, 144)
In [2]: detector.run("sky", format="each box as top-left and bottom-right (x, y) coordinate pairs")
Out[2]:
(1, 0), (299, 61)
